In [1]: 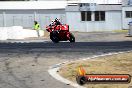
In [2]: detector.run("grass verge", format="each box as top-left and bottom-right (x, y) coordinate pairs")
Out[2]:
(112, 30), (128, 33)
(59, 52), (132, 88)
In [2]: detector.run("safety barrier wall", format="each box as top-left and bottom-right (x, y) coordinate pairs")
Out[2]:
(0, 26), (44, 40)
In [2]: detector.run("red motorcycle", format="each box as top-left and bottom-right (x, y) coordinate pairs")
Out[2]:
(46, 19), (75, 43)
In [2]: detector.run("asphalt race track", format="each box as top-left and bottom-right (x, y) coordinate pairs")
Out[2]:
(0, 41), (132, 88)
(0, 41), (132, 52)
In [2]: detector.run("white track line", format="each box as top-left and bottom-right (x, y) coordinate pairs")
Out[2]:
(48, 50), (132, 88)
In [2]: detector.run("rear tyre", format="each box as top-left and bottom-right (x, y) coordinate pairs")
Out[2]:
(69, 33), (75, 42)
(50, 31), (59, 43)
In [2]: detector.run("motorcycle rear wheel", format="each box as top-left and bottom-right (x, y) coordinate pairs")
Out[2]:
(69, 33), (75, 42)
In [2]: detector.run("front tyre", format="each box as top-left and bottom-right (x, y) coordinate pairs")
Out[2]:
(69, 33), (75, 42)
(50, 31), (59, 43)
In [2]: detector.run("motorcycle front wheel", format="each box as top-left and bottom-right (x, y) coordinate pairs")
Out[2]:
(50, 31), (59, 43)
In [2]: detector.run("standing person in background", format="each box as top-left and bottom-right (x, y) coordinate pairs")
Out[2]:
(34, 21), (40, 37)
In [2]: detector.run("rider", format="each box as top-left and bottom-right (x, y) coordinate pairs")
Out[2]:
(54, 18), (61, 25)
(53, 18), (61, 31)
